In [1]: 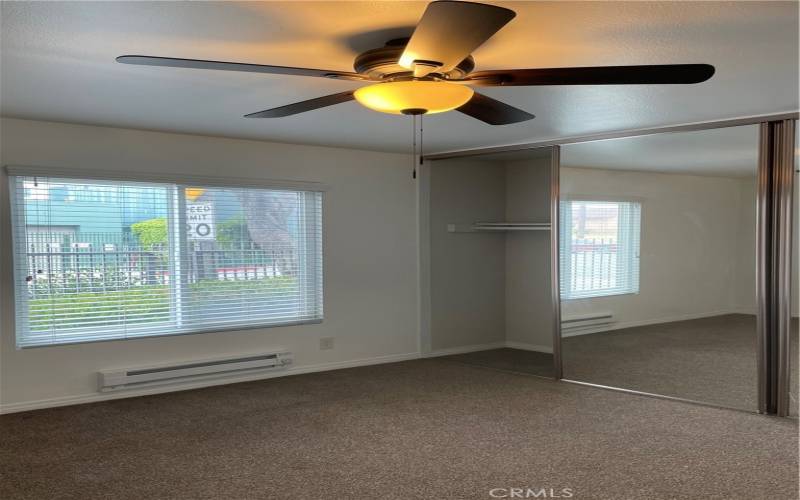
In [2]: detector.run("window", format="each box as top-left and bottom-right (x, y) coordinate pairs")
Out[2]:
(559, 199), (641, 300)
(10, 174), (323, 347)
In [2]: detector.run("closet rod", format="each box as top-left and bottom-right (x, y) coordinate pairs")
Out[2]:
(447, 222), (551, 233)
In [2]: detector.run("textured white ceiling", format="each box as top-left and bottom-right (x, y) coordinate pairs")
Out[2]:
(441, 125), (759, 176)
(561, 125), (760, 177)
(1, 1), (797, 154)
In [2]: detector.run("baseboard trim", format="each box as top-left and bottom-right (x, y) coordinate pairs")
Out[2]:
(425, 340), (553, 357)
(424, 342), (506, 358)
(561, 309), (754, 337)
(505, 341), (553, 354)
(0, 352), (421, 415)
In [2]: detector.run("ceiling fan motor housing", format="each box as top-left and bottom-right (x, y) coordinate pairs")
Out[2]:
(353, 38), (475, 80)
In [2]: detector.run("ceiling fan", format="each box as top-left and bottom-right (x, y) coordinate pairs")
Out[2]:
(117, 0), (715, 126)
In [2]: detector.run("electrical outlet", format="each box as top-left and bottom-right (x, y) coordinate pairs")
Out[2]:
(319, 337), (335, 350)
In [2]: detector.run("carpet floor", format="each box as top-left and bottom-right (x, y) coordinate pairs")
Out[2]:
(440, 347), (555, 378)
(441, 315), (799, 413)
(563, 314), (799, 413)
(1, 359), (797, 500)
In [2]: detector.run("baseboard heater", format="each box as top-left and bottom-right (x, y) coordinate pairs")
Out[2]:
(99, 351), (293, 392)
(561, 313), (615, 333)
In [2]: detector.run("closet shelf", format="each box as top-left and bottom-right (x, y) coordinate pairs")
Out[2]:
(447, 222), (551, 233)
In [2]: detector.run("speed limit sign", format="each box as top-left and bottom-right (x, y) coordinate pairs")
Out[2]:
(186, 203), (216, 240)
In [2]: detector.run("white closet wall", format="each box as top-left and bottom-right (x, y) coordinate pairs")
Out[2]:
(428, 153), (554, 354)
(504, 159), (553, 352)
(429, 159), (507, 351)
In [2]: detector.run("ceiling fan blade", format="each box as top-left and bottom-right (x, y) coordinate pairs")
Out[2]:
(399, 1), (515, 77)
(244, 91), (356, 118)
(464, 64), (715, 86)
(456, 92), (535, 125)
(117, 55), (368, 81)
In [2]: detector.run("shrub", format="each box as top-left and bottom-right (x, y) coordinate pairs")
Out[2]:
(131, 217), (167, 249)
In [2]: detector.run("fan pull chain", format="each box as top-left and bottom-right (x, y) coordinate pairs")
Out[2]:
(412, 114), (417, 179)
(410, 113), (425, 179)
(419, 114), (424, 167)
(411, 114), (425, 179)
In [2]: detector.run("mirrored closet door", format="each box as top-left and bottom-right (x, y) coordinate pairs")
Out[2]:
(558, 125), (762, 411)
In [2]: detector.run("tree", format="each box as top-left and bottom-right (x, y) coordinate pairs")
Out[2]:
(216, 215), (252, 248)
(130, 217), (168, 284)
(131, 217), (168, 249)
(237, 191), (298, 276)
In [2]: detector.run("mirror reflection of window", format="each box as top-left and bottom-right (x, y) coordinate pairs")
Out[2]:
(560, 199), (640, 300)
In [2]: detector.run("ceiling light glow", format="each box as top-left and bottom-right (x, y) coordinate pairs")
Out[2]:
(354, 81), (474, 115)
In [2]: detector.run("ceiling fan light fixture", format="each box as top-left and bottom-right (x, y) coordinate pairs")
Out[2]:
(353, 81), (474, 115)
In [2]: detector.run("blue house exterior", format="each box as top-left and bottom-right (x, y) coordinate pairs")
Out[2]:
(23, 182), (167, 233)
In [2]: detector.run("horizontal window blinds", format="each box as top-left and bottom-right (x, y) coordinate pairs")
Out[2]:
(4, 166), (330, 192)
(559, 199), (640, 300)
(10, 175), (323, 347)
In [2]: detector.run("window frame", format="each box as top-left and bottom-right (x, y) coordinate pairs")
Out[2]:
(559, 195), (642, 301)
(7, 167), (328, 348)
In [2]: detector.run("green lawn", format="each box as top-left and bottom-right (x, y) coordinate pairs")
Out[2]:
(28, 277), (298, 331)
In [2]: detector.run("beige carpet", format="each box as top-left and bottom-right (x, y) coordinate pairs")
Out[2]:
(1, 358), (797, 500)
(442, 315), (798, 413)
(563, 314), (799, 412)
(440, 347), (555, 378)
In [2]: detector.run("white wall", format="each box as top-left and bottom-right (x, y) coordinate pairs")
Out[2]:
(560, 167), (757, 330)
(504, 159), (553, 350)
(0, 118), (419, 412)
(428, 159), (506, 351)
(733, 178), (757, 314)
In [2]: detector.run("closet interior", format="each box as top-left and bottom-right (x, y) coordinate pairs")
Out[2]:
(427, 147), (557, 377)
